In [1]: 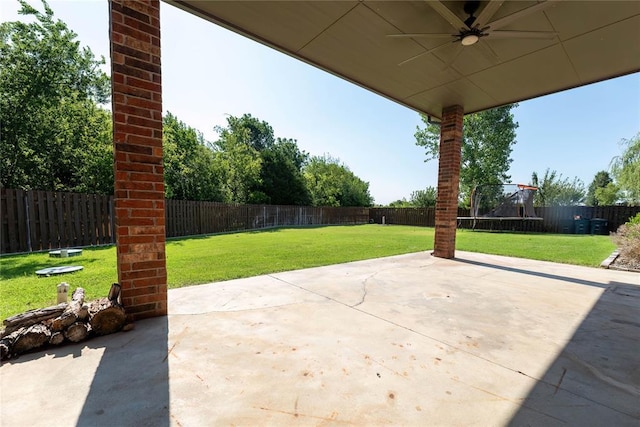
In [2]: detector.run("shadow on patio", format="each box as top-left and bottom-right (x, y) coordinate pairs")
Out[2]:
(507, 280), (640, 425)
(75, 316), (170, 426)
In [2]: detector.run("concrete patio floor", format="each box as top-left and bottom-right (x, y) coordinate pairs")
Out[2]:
(1, 251), (639, 426)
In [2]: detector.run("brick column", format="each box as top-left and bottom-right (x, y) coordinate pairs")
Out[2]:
(110, 0), (166, 319)
(433, 105), (464, 259)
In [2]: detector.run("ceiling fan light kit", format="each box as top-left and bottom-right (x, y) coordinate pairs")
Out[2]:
(461, 34), (480, 46)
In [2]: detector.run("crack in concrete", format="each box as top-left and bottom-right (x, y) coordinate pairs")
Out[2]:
(352, 273), (376, 307)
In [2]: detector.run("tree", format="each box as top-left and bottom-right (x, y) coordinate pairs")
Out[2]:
(214, 114), (312, 205)
(163, 112), (223, 201)
(215, 132), (264, 204)
(387, 199), (411, 208)
(414, 105), (518, 206)
(531, 169), (585, 206)
(409, 186), (437, 207)
(73, 107), (113, 195)
(215, 114), (275, 152)
(610, 133), (640, 205)
(594, 183), (621, 206)
(258, 138), (311, 205)
(586, 171), (613, 206)
(303, 155), (373, 207)
(0, 0), (111, 192)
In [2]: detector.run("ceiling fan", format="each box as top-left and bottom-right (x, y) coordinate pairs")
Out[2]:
(388, 0), (558, 67)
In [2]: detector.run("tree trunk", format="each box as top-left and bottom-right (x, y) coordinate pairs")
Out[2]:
(2, 304), (67, 335)
(12, 324), (51, 355)
(64, 322), (89, 343)
(89, 297), (126, 336)
(51, 288), (86, 332)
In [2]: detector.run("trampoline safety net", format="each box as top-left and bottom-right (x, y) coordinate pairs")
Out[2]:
(471, 184), (538, 218)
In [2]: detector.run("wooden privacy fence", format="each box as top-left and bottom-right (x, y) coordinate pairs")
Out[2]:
(4, 187), (638, 254)
(369, 206), (640, 233)
(1, 188), (370, 254)
(534, 205), (640, 234)
(369, 207), (438, 227)
(165, 201), (369, 238)
(1, 188), (114, 254)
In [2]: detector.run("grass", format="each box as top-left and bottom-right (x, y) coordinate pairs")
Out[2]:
(0, 225), (615, 320)
(456, 229), (615, 266)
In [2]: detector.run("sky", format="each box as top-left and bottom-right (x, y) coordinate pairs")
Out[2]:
(3, 0), (639, 205)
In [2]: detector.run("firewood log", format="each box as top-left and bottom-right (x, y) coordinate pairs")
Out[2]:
(78, 304), (89, 321)
(12, 324), (51, 355)
(2, 304), (66, 335)
(49, 332), (65, 346)
(89, 297), (126, 336)
(51, 288), (85, 332)
(0, 338), (11, 360)
(108, 283), (121, 304)
(64, 322), (89, 343)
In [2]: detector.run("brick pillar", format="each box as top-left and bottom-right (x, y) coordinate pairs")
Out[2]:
(433, 105), (464, 259)
(110, 0), (166, 319)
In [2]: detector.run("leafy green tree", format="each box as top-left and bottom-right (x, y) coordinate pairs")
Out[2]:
(163, 112), (223, 201)
(594, 182), (621, 206)
(586, 171), (613, 206)
(387, 199), (411, 208)
(215, 114), (275, 152)
(214, 132), (264, 204)
(531, 168), (585, 206)
(258, 138), (311, 205)
(0, 0), (111, 192)
(409, 186), (437, 207)
(414, 105), (518, 206)
(610, 133), (640, 205)
(303, 155), (373, 207)
(215, 114), (311, 205)
(74, 107), (113, 195)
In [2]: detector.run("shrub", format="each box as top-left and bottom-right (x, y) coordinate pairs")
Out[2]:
(612, 213), (640, 268)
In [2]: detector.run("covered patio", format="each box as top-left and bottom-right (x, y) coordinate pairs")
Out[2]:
(1, 252), (639, 425)
(105, 0), (640, 319)
(3, 1), (639, 425)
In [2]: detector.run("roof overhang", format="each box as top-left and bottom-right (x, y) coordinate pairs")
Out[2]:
(164, 0), (640, 119)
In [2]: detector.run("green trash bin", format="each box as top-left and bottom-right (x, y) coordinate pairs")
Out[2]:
(559, 219), (574, 234)
(590, 218), (608, 235)
(574, 218), (590, 234)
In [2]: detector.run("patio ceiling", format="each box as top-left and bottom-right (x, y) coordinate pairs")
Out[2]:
(164, 0), (640, 118)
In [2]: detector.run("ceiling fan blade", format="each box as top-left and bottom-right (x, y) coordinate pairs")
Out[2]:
(488, 30), (557, 39)
(474, 0), (504, 29)
(442, 44), (464, 71)
(425, 0), (469, 31)
(398, 40), (451, 66)
(486, 0), (557, 31)
(387, 33), (455, 39)
(477, 40), (500, 63)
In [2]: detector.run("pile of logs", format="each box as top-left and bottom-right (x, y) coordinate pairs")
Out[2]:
(1, 284), (126, 361)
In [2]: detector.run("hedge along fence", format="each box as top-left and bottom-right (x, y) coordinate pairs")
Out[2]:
(0, 188), (369, 254)
(369, 206), (640, 233)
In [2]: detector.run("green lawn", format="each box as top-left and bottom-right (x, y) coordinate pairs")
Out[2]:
(0, 225), (615, 320)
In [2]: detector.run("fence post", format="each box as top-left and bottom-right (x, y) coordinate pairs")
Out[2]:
(109, 197), (115, 244)
(24, 193), (32, 252)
